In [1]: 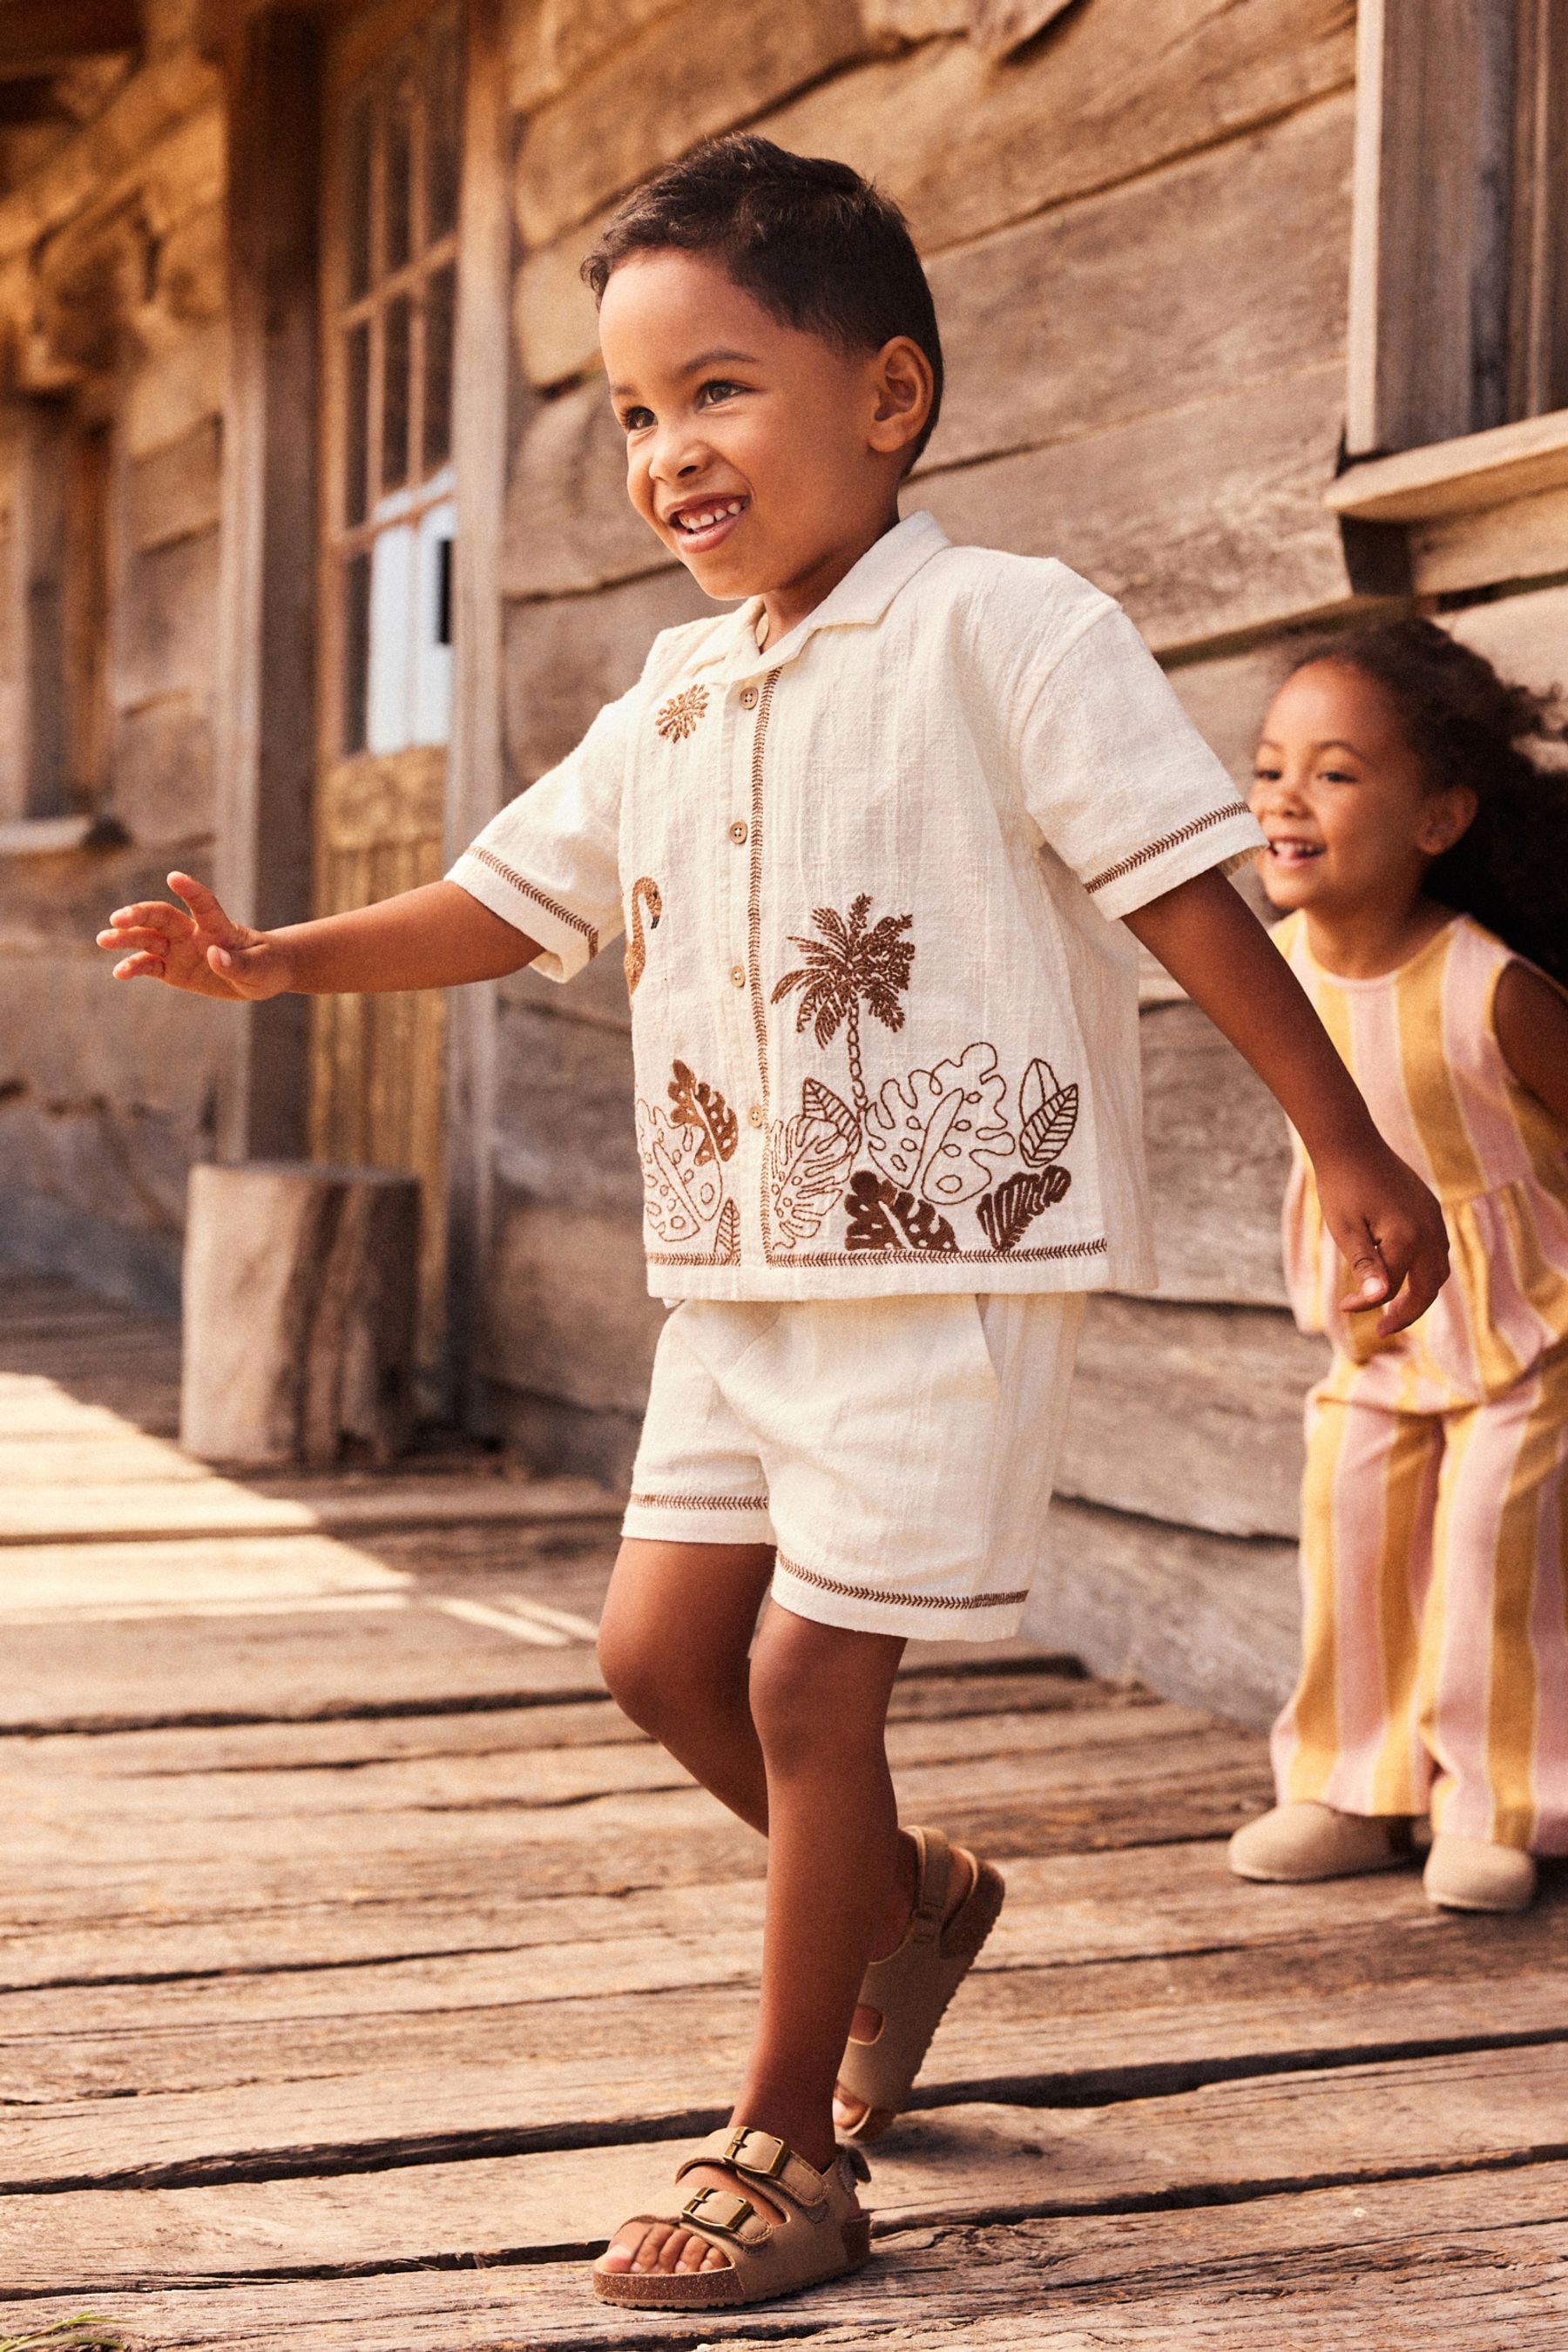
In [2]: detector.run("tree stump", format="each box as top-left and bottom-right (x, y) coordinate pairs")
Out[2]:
(180, 1163), (421, 1467)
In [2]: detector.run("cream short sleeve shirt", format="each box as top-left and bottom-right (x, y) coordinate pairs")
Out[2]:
(449, 512), (1264, 1300)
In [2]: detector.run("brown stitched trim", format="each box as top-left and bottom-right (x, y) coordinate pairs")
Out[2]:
(645, 1236), (1109, 1267)
(747, 671), (781, 1256)
(467, 847), (598, 956)
(628, 1491), (771, 1513)
(777, 1556), (1029, 1612)
(1084, 805), (1248, 896)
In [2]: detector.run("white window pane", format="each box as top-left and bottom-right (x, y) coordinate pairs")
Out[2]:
(411, 496), (455, 747)
(366, 521), (416, 754)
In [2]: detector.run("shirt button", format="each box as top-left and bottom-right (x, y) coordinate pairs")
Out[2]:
(729, 964), (746, 990)
(729, 820), (748, 845)
(747, 1104), (764, 1128)
(740, 686), (759, 709)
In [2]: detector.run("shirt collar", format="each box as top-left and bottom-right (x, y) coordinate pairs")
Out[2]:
(696, 510), (950, 681)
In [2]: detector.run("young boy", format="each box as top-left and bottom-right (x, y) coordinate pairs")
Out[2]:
(101, 136), (1448, 2312)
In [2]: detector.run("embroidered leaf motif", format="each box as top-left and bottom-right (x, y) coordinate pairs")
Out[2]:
(1019, 1059), (1078, 1168)
(710, 1200), (740, 1264)
(767, 1081), (858, 1247)
(865, 1042), (1015, 1205)
(668, 1060), (739, 1165)
(977, 1164), (1071, 1252)
(655, 684), (709, 742)
(636, 1098), (725, 1244)
(844, 1170), (958, 1254)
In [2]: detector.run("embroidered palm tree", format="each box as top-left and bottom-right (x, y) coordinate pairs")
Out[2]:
(771, 895), (915, 1128)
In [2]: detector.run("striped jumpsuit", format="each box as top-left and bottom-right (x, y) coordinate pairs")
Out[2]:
(1273, 911), (1568, 1854)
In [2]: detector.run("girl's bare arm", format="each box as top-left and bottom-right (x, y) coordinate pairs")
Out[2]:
(1494, 960), (1568, 1124)
(99, 874), (539, 1000)
(1125, 869), (1450, 1335)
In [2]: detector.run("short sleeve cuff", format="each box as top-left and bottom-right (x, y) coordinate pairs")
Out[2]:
(447, 845), (602, 983)
(1082, 801), (1266, 922)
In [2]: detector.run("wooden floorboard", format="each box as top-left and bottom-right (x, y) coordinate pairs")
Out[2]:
(3, 1267), (1563, 2346)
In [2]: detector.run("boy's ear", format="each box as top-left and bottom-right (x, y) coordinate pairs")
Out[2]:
(1418, 784), (1477, 857)
(867, 335), (933, 458)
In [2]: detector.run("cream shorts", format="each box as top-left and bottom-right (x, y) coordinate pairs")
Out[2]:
(622, 1292), (1085, 1642)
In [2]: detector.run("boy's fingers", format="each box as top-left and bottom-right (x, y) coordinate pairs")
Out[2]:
(98, 924), (173, 953)
(112, 952), (166, 981)
(169, 871), (243, 945)
(107, 901), (188, 937)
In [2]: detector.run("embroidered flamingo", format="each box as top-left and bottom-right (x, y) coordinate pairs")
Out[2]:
(625, 876), (663, 995)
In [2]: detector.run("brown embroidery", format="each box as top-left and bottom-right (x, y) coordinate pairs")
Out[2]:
(866, 1042), (1013, 1206)
(845, 1172), (958, 1254)
(669, 1060), (739, 1166)
(710, 1200), (741, 1263)
(767, 1078), (857, 1247)
(637, 1059), (738, 1247)
(1084, 803), (1247, 896)
(624, 876), (662, 995)
(977, 1165), (1071, 1252)
(630, 1490), (769, 1513)
(646, 1237), (1109, 1268)
(655, 683), (710, 741)
(772, 896), (914, 1131)
(747, 672), (781, 1256)
(777, 1556), (1030, 1612)
(1019, 1059), (1078, 1167)
(468, 848), (598, 958)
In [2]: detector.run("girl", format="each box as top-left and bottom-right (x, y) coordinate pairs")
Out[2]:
(1233, 618), (1568, 1913)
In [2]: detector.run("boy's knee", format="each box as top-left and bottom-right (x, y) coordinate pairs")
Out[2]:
(750, 1612), (894, 1768)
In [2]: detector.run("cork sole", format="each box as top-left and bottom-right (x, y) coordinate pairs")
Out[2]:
(839, 1855), (1007, 2145)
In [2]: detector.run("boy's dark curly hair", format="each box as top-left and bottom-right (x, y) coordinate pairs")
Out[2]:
(582, 133), (943, 469)
(1293, 617), (1568, 987)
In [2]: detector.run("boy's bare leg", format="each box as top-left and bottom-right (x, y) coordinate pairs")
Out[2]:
(598, 1598), (910, 2277)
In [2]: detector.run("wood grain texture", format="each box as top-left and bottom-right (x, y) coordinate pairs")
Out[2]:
(1139, 998), (1294, 1307)
(3, 2167), (1563, 2348)
(1060, 1294), (1324, 1539)
(3, 2051), (1561, 2288)
(1030, 1497), (1300, 1727)
(513, 0), (872, 246)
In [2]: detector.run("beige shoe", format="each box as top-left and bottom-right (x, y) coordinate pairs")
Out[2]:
(1423, 1834), (1537, 1913)
(836, 1825), (1005, 2146)
(1228, 1801), (1412, 1882)
(591, 2126), (871, 2309)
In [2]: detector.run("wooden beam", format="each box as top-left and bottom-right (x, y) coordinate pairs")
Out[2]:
(211, 10), (322, 1160)
(1328, 406), (1568, 523)
(0, 0), (140, 78)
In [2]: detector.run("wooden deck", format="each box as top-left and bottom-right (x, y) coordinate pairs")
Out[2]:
(0, 1267), (1564, 2350)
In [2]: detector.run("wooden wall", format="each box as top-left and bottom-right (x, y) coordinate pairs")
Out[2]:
(0, 3), (231, 1308)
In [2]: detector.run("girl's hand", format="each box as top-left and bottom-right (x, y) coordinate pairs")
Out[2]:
(1315, 1140), (1450, 1336)
(98, 872), (294, 1001)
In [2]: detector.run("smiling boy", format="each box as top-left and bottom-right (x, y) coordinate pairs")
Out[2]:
(101, 137), (1449, 2311)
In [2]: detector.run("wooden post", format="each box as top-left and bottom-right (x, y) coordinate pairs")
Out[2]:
(211, 7), (322, 1162)
(180, 1164), (420, 1468)
(443, 0), (516, 1426)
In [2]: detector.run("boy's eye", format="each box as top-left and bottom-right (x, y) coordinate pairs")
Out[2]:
(620, 405), (654, 433)
(1320, 767), (1357, 784)
(697, 379), (743, 406)
(1252, 764), (1281, 782)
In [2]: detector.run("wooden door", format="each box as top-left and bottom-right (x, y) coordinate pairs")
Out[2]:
(314, 0), (463, 1362)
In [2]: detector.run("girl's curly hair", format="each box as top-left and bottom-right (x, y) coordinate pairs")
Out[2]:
(1292, 617), (1568, 986)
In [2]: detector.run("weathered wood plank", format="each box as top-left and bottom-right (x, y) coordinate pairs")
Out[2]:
(501, 568), (710, 781)
(1060, 1295), (1325, 1540)
(923, 362), (1355, 656)
(3, 2160), (1564, 2349)
(2, 1943), (1561, 2188)
(1030, 1497), (1299, 1728)
(0, 2051), (1559, 2290)
(513, 0), (872, 246)
(0, 1832), (1446, 1993)
(1140, 997), (1294, 1308)
(0, 1471), (620, 1546)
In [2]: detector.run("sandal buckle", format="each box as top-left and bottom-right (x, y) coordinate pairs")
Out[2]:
(682, 2186), (755, 2237)
(727, 2126), (791, 2180)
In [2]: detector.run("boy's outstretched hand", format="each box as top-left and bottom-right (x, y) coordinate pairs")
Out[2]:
(1315, 1141), (1450, 1339)
(98, 873), (291, 1000)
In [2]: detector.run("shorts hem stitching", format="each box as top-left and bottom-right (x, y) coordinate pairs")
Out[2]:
(777, 1554), (1029, 1612)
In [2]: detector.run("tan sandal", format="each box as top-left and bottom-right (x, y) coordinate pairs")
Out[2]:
(837, 1824), (1004, 2145)
(591, 2124), (871, 2308)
